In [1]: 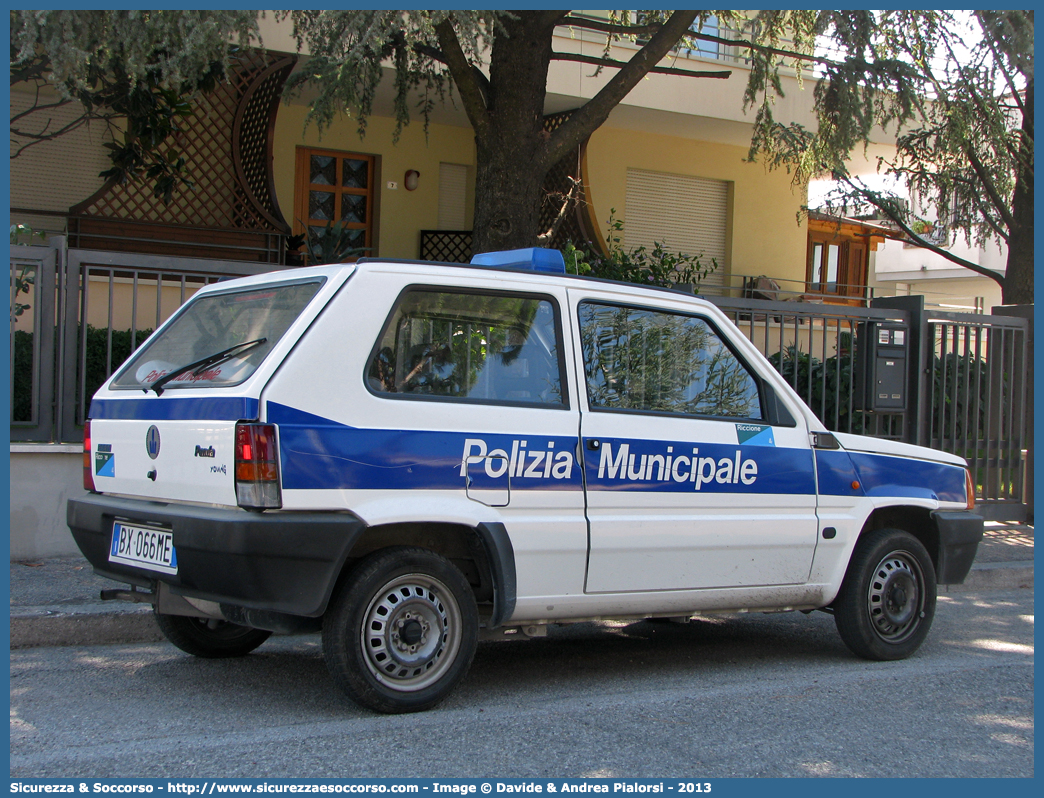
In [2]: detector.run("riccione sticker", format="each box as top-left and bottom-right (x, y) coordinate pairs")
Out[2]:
(94, 444), (115, 477)
(736, 423), (775, 447)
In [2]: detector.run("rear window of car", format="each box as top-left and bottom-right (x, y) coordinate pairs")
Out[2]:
(110, 280), (325, 391)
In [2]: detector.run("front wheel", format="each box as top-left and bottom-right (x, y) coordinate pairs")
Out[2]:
(154, 611), (271, 658)
(833, 528), (937, 661)
(322, 547), (479, 714)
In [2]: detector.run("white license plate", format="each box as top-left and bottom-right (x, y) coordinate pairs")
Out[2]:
(109, 521), (178, 574)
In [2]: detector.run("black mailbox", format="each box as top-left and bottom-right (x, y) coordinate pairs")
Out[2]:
(855, 322), (908, 412)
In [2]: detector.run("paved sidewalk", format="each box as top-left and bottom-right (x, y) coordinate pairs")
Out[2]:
(8, 522), (1033, 648)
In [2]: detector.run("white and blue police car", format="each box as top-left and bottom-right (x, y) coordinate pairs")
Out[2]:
(68, 248), (983, 713)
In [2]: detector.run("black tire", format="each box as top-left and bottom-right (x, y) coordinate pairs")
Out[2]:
(833, 528), (937, 661)
(322, 547), (479, 714)
(154, 611), (271, 658)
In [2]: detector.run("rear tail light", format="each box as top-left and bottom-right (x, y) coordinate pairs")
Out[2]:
(965, 468), (976, 510)
(83, 420), (96, 492)
(235, 423), (281, 509)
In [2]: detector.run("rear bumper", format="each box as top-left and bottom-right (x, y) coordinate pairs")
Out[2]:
(67, 493), (366, 617)
(932, 510), (984, 584)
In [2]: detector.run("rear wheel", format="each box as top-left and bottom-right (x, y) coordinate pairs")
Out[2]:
(322, 547), (478, 714)
(833, 528), (936, 661)
(154, 611), (271, 658)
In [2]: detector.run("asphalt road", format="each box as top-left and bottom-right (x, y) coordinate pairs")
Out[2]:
(10, 589), (1034, 779)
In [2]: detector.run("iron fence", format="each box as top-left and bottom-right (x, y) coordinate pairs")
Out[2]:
(921, 309), (1029, 520)
(709, 295), (906, 440)
(9, 244), (57, 442)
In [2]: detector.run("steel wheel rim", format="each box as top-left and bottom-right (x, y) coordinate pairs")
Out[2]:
(866, 550), (924, 643)
(360, 573), (462, 692)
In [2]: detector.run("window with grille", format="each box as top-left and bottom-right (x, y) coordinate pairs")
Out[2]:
(294, 147), (375, 263)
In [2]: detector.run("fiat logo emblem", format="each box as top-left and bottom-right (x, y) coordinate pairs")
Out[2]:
(145, 425), (161, 460)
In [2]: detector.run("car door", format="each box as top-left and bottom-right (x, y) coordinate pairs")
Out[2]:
(569, 288), (820, 593)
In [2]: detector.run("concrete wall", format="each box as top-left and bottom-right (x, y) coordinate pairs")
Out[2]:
(9, 447), (84, 560)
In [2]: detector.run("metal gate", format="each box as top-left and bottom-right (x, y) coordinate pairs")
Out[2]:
(919, 308), (1030, 521)
(710, 293), (1031, 520)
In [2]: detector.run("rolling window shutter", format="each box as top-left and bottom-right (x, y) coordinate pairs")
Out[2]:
(438, 163), (468, 230)
(624, 168), (728, 287)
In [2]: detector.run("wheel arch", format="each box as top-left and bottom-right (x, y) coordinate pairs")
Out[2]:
(861, 505), (940, 576)
(331, 520), (516, 628)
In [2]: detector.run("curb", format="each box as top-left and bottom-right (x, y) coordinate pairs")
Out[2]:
(9, 561), (1033, 650)
(9, 605), (163, 649)
(946, 561), (1034, 592)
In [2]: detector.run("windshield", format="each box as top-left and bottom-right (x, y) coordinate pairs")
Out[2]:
(110, 280), (324, 391)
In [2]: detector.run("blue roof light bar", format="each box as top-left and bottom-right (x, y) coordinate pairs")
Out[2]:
(470, 248), (566, 273)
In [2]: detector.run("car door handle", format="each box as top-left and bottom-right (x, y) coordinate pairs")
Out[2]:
(586, 439), (601, 450)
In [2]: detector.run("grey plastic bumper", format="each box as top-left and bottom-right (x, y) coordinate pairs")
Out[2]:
(67, 493), (366, 617)
(932, 510), (984, 584)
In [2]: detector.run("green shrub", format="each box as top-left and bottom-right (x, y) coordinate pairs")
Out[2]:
(82, 325), (154, 402)
(562, 210), (717, 291)
(12, 330), (34, 422)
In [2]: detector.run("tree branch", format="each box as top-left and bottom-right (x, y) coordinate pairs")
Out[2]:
(537, 176), (583, 245)
(10, 97), (75, 126)
(964, 145), (1017, 232)
(559, 16), (662, 38)
(836, 173), (1005, 285)
(559, 14), (834, 69)
(542, 11), (700, 169)
(433, 19), (491, 140)
(974, 11), (1027, 116)
(551, 51), (730, 80)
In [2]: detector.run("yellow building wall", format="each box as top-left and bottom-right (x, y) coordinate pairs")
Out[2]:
(271, 104), (477, 260)
(584, 126), (809, 289)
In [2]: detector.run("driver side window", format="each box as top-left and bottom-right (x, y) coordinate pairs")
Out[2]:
(368, 288), (566, 408)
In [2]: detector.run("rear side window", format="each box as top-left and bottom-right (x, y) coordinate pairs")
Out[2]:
(578, 301), (762, 419)
(368, 288), (566, 407)
(111, 280), (324, 391)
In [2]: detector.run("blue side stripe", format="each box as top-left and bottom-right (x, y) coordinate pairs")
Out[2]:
(849, 451), (966, 503)
(89, 396), (259, 421)
(816, 449), (966, 503)
(269, 403), (816, 495)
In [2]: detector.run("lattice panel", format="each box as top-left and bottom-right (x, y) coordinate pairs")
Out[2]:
(72, 51), (293, 234)
(540, 111), (597, 251)
(420, 230), (473, 263)
(235, 56), (294, 228)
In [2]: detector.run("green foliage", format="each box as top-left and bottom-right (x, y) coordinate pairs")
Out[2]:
(768, 344), (867, 434)
(766, 341), (990, 440)
(562, 210), (717, 291)
(10, 10), (259, 203)
(10, 223), (46, 245)
(9, 224), (44, 322)
(279, 10), (500, 142)
(11, 330), (34, 422)
(746, 10), (1033, 299)
(12, 324), (153, 424)
(301, 218), (370, 264)
(929, 351), (994, 446)
(81, 325), (155, 407)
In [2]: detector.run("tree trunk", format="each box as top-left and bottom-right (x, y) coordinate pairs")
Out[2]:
(470, 12), (561, 253)
(1003, 77), (1033, 306)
